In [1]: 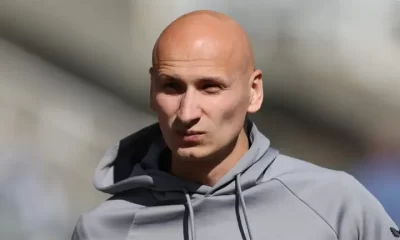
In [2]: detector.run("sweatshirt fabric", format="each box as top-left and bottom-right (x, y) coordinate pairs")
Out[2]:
(72, 121), (399, 240)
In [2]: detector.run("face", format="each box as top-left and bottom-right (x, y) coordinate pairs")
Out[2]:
(150, 35), (262, 161)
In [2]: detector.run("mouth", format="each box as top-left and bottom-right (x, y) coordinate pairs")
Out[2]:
(175, 130), (206, 142)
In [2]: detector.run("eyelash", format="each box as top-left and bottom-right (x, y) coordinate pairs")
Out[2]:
(163, 82), (180, 89)
(159, 81), (223, 94)
(202, 84), (221, 93)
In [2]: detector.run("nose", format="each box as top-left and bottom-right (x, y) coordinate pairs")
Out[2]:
(177, 89), (201, 126)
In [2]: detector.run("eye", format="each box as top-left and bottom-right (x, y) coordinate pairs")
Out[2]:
(200, 82), (222, 94)
(160, 81), (185, 94)
(163, 82), (180, 90)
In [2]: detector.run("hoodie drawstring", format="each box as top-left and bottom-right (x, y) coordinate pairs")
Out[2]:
(236, 173), (254, 240)
(183, 188), (196, 240)
(183, 173), (254, 240)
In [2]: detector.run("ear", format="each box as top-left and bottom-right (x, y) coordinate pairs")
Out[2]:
(247, 69), (263, 113)
(149, 67), (156, 111)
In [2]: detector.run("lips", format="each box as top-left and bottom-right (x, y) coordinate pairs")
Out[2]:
(175, 129), (205, 142)
(176, 130), (205, 135)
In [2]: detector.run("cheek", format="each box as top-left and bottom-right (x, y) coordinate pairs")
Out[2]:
(203, 96), (248, 142)
(211, 93), (248, 122)
(154, 94), (180, 118)
(155, 95), (179, 143)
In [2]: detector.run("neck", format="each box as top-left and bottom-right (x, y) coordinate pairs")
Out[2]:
(170, 128), (249, 186)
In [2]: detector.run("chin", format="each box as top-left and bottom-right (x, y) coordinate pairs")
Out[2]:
(176, 146), (212, 161)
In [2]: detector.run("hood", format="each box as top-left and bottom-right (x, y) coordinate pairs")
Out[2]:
(93, 120), (278, 198)
(93, 120), (279, 240)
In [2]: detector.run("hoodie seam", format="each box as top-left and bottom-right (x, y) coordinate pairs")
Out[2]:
(272, 178), (339, 240)
(125, 211), (142, 240)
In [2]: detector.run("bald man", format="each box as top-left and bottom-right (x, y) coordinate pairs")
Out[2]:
(72, 10), (398, 240)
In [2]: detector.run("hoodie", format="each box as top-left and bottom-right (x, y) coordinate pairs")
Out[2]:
(72, 121), (398, 240)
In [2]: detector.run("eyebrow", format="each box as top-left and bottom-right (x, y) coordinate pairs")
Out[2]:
(157, 74), (227, 84)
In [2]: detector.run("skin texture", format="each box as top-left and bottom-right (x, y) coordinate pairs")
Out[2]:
(149, 10), (263, 186)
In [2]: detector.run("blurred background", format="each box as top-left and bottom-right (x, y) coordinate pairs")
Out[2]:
(0, 0), (399, 239)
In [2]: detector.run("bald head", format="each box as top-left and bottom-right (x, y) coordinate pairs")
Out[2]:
(149, 10), (264, 165)
(152, 10), (255, 77)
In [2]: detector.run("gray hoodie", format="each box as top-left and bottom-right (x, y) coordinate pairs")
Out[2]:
(72, 121), (399, 240)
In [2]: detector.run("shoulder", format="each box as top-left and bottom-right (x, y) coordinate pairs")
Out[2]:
(72, 193), (150, 240)
(262, 153), (349, 197)
(268, 154), (398, 239)
(270, 154), (354, 192)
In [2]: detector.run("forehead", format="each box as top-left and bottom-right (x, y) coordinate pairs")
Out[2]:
(154, 37), (241, 82)
(159, 36), (232, 63)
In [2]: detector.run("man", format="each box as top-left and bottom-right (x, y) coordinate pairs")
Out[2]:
(72, 10), (399, 240)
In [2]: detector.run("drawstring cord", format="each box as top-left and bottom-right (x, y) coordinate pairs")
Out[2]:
(183, 173), (254, 240)
(183, 188), (196, 240)
(236, 174), (254, 240)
